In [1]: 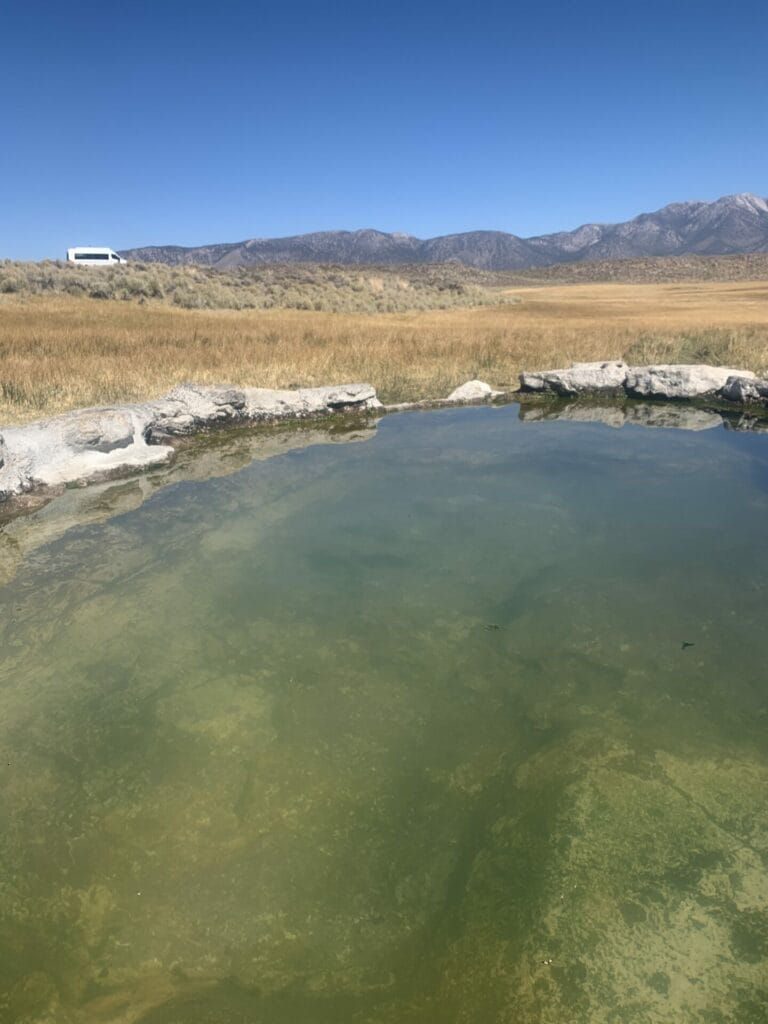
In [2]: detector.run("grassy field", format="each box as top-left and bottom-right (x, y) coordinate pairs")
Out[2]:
(1, 275), (767, 424)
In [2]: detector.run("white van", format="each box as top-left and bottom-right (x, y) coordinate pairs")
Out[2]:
(66, 247), (127, 265)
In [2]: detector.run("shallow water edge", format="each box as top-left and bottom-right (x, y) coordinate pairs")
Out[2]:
(2, 363), (767, 513)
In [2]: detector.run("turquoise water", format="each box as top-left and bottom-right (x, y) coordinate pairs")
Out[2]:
(1, 404), (767, 1024)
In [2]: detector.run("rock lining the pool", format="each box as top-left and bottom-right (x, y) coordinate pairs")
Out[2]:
(0, 383), (382, 502)
(0, 377), (515, 503)
(1, 366), (767, 504)
(519, 361), (768, 404)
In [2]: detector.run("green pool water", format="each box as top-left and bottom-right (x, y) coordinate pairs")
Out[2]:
(1, 404), (767, 1024)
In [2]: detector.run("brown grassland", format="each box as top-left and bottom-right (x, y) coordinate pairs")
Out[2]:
(1, 270), (767, 424)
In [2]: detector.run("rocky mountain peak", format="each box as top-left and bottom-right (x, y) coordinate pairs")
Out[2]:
(719, 192), (768, 212)
(121, 192), (768, 270)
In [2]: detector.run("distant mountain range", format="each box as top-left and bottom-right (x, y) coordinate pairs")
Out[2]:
(121, 193), (768, 271)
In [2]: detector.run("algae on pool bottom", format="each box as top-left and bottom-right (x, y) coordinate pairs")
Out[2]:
(1, 404), (767, 1023)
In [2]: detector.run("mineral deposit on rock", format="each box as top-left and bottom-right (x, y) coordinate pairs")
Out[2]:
(719, 374), (768, 406)
(446, 380), (502, 402)
(625, 364), (756, 400)
(519, 361), (629, 397)
(0, 383), (381, 502)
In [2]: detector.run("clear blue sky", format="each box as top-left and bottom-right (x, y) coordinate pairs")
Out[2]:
(2, 0), (767, 260)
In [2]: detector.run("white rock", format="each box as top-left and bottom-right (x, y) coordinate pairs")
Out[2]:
(1, 408), (173, 497)
(244, 382), (382, 420)
(719, 375), (768, 406)
(0, 382), (382, 502)
(519, 362), (628, 396)
(168, 383), (246, 416)
(148, 384), (246, 438)
(625, 364), (755, 400)
(61, 409), (136, 453)
(320, 383), (382, 410)
(446, 380), (500, 402)
(0, 422), (378, 586)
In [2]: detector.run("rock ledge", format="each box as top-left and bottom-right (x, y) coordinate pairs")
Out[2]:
(0, 383), (381, 502)
(520, 362), (767, 405)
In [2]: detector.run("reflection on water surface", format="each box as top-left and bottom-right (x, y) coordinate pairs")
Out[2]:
(1, 404), (767, 1023)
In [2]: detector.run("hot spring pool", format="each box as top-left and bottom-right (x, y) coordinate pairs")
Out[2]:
(1, 403), (767, 1023)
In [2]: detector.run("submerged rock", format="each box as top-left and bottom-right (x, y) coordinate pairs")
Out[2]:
(519, 361), (629, 397)
(625, 364), (756, 400)
(0, 382), (381, 502)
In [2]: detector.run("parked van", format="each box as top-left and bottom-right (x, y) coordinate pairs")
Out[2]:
(66, 247), (127, 265)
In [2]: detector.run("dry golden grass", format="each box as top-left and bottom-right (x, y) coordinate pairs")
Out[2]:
(1, 279), (767, 424)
